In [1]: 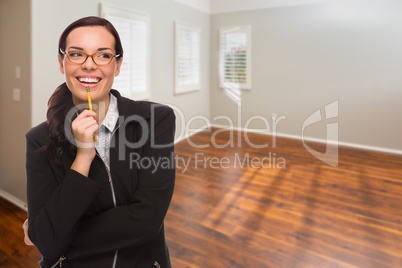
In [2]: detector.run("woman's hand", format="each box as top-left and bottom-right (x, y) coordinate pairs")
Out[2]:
(22, 219), (34, 246)
(70, 110), (99, 176)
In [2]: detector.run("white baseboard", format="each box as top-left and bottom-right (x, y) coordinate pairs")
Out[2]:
(211, 124), (402, 155)
(0, 189), (27, 211)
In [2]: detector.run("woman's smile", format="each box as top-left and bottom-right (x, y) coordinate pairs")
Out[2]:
(76, 75), (103, 89)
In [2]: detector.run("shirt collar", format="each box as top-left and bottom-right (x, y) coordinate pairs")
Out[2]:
(100, 93), (119, 132)
(110, 89), (150, 119)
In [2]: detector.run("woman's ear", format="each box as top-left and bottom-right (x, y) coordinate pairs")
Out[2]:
(58, 54), (65, 74)
(115, 57), (123, 77)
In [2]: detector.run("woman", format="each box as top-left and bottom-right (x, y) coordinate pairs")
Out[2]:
(23, 16), (175, 267)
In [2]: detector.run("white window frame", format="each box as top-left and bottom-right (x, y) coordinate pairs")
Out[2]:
(175, 21), (201, 95)
(219, 26), (252, 90)
(99, 3), (151, 100)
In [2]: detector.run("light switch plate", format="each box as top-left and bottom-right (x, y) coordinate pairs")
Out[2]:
(16, 66), (21, 79)
(13, 88), (21, 102)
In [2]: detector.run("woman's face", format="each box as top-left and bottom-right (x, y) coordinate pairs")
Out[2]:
(58, 26), (122, 105)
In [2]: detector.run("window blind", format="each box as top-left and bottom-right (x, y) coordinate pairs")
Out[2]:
(220, 26), (251, 90)
(101, 4), (150, 100)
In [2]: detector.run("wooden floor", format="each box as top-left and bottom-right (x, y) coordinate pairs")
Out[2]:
(0, 198), (40, 267)
(165, 128), (402, 268)
(1, 128), (402, 267)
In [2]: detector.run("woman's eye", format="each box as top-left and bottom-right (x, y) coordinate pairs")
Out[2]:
(98, 53), (112, 59)
(69, 51), (83, 57)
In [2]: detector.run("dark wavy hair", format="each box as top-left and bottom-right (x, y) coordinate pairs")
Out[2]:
(46, 16), (123, 166)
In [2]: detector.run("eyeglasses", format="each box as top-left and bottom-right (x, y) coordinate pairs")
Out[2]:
(60, 48), (120, 65)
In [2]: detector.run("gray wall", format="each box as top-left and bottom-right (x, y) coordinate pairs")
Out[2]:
(210, 0), (402, 151)
(0, 0), (32, 204)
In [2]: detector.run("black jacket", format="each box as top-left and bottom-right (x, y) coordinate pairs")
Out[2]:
(26, 90), (176, 267)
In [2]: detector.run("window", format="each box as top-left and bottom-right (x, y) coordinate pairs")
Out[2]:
(100, 3), (150, 100)
(219, 26), (252, 90)
(175, 21), (201, 94)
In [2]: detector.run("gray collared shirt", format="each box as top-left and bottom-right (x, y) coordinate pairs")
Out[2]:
(95, 94), (119, 168)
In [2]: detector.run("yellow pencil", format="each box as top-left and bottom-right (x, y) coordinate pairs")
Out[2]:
(86, 86), (97, 141)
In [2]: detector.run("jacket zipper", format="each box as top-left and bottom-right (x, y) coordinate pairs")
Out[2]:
(96, 125), (121, 267)
(95, 158), (119, 268)
(50, 256), (66, 268)
(96, 123), (120, 207)
(104, 165), (117, 207)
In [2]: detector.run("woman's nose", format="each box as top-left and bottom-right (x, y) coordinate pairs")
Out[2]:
(81, 55), (97, 70)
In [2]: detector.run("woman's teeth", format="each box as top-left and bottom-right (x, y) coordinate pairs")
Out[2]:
(78, 77), (100, 83)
